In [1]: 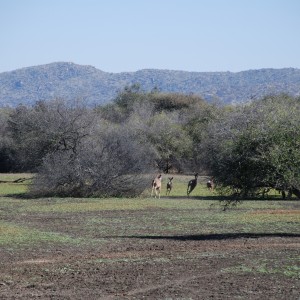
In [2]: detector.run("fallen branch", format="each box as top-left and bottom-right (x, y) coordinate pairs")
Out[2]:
(0, 177), (33, 184)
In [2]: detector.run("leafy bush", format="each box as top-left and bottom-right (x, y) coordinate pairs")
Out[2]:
(200, 95), (300, 198)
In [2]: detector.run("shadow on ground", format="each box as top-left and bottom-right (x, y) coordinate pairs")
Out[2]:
(107, 232), (300, 241)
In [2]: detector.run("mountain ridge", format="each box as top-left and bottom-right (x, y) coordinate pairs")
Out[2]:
(0, 62), (299, 107)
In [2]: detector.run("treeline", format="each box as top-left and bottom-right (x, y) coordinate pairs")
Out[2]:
(0, 86), (299, 199)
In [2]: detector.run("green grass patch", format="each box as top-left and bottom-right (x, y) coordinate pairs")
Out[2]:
(223, 257), (300, 279)
(0, 221), (82, 247)
(241, 209), (300, 223)
(0, 182), (29, 195)
(0, 173), (299, 248)
(23, 198), (212, 213)
(0, 173), (33, 195)
(18, 197), (288, 214)
(1, 197), (298, 240)
(87, 209), (299, 237)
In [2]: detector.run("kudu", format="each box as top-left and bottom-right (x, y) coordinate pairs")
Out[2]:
(166, 177), (174, 196)
(187, 173), (199, 196)
(151, 174), (162, 199)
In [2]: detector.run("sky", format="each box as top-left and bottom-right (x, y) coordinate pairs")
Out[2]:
(1, 0), (300, 73)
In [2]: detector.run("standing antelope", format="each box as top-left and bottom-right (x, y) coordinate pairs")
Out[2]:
(187, 173), (199, 196)
(151, 174), (162, 198)
(207, 177), (214, 191)
(166, 177), (174, 196)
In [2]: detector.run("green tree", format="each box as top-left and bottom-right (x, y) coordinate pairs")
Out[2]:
(0, 108), (16, 172)
(101, 89), (208, 173)
(101, 84), (149, 123)
(201, 95), (300, 199)
(146, 112), (193, 173)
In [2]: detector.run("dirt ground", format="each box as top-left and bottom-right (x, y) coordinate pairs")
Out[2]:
(0, 209), (299, 300)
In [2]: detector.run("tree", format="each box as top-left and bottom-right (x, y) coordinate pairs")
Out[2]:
(182, 99), (222, 172)
(0, 108), (16, 172)
(150, 93), (203, 112)
(30, 122), (156, 197)
(6, 98), (156, 197)
(100, 84), (149, 123)
(145, 112), (193, 173)
(200, 95), (300, 199)
(8, 99), (94, 171)
(101, 89), (206, 173)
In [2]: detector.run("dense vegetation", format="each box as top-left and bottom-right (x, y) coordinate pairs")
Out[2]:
(0, 87), (299, 199)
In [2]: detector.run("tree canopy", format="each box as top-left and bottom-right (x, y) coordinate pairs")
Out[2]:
(1, 88), (299, 199)
(200, 95), (300, 198)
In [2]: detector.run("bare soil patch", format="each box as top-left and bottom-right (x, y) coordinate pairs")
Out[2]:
(0, 208), (299, 300)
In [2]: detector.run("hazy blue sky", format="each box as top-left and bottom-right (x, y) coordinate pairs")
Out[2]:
(1, 0), (299, 73)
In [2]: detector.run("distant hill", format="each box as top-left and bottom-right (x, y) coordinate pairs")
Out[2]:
(0, 62), (300, 107)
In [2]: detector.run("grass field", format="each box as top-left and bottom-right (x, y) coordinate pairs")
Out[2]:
(0, 173), (299, 299)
